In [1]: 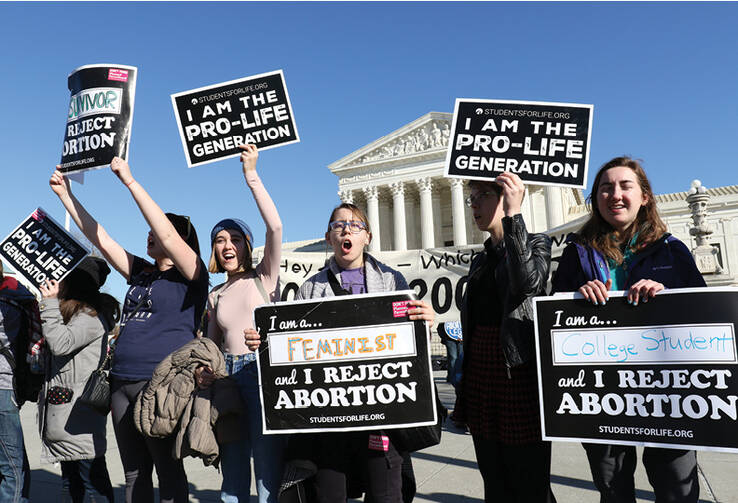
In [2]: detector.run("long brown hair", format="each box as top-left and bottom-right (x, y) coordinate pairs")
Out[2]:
(579, 156), (667, 264)
(59, 268), (120, 328)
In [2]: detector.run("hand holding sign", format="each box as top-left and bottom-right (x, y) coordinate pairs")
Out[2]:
(628, 279), (665, 305)
(578, 278), (612, 305)
(110, 157), (134, 186)
(239, 144), (259, 174)
(50, 167), (72, 198)
(39, 279), (60, 299)
(244, 328), (261, 351)
(406, 299), (435, 331)
(496, 172), (525, 217)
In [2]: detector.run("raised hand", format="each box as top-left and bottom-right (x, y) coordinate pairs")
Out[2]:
(239, 144), (259, 175)
(495, 172), (526, 217)
(49, 166), (71, 198)
(110, 157), (134, 186)
(39, 279), (60, 299)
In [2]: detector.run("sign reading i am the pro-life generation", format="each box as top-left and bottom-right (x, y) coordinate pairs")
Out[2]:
(253, 291), (437, 434)
(0, 208), (89, 294)
(171, 70), (299, 168)
(534, 288), (738, 453)
(60, 64), (138, 175)
(444, 99), (593, 189)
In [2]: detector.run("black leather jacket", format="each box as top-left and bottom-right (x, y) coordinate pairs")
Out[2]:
(460, 214), (552, 371)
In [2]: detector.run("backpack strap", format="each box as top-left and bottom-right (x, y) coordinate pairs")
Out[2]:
(253, 274), (271, 304)
(0, 345), (16, 371)
(92, 316), (111, 372)
(327, 270), (350, 297)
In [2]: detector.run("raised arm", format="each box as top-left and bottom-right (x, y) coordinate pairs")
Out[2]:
(497, 172), (551, 297)
(50, 168), (134, 280)
(110, 157), (201, 281)
(39, 280), (105, 356)
(241, 145), (283, 283)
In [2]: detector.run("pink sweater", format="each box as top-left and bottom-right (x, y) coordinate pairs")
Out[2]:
(206, 171), (281, 355)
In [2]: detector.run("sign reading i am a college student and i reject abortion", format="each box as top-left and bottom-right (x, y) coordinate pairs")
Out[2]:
(534, 288), (738, 452)
(0, 208), (89, 293)
(253, 291), (437, 434)
(444, 99), (593, 189)
(60, 64), (138, 175)
(171, 70), (299, 168)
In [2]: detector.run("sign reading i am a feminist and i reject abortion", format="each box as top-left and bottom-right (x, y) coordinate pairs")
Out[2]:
(253, 291), (437, 434)
(171, 69), (299, 168)
(59, 64), (138, 175)
(0, 208), (89, 294)
(444, 99), (593, 189)
(534, 288), (738, 452)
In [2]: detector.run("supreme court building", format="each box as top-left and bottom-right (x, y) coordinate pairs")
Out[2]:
(328, 112), (582, 252)
(283, 111), (738, 288)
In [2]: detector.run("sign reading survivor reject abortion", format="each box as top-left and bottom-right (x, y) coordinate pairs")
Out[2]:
(171, 70), (299, 168)
(0, 208), (89, 293)
(60, 64), (137, 175)
(253, 291), (436, 434)
(534, 288), (738, 452)
(445, 99), (593, 189)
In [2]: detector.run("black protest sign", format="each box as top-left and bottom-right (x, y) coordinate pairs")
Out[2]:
(444, 99), (593, 189)
(253, 291), (436, 434)
(60, 64), (137, 175)
(534, 288), (738, 452)
(0, 208), (89, 293)
(171, 70), (299, 168)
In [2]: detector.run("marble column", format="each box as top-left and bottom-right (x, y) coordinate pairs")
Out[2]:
(417, 177), (435, 249)
(431, 190), (443, 247)
(450, 178), (467, 246)
(390, 181), (408, 251)
(338, 189), (354, 204)
(363, 186), (381, 252)
(545, 186), (564, 229)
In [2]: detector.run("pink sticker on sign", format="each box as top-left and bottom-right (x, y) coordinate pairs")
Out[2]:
(31, 209), (46, 222)
(368, 434), (390, 452)
(108, 69), (129, 82)
(392, 301), (410, 318)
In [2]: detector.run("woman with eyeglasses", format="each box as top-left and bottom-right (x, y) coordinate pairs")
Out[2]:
(50, 157), (209, 503)
(193, 144), (286, 503)
(454, 172), (556, 502)
(247, 202), (434, 503)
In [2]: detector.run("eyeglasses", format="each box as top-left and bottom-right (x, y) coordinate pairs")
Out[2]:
(328, 220), (367, 234)
(465, 191), (496, 207)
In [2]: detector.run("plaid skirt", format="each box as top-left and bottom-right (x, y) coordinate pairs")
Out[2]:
(461, 324), (543, 444)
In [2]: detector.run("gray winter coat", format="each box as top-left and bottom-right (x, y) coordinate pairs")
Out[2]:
(296, 253), (409, 300)
(38, 298), (111, 463)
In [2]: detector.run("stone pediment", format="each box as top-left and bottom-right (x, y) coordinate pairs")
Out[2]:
(329, 112), (453, 175)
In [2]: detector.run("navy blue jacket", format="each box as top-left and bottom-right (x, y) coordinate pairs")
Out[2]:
(551, 233), (706, 294)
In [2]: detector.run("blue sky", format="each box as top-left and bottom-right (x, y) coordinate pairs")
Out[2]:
(1, 2), (736, 301)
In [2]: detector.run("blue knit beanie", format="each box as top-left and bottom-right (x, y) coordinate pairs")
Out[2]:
(210, 218), (253, 246)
